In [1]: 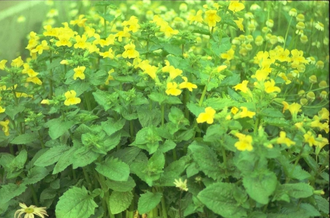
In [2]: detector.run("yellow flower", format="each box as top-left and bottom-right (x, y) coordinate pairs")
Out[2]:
(318, 108), (329, 121)
(287, 102), (301, 119)
(116, 27), (131, 42)
(315, 134), (329, 150)
(41, 99), (50, 105)
(122, 16), (140, 33)
(0, 60), (7, 70)
(27, 76), (42, 85)
(11, 56), (24, 68)
(252, 68), (270, 81)
(174, 178), (188, 191)
(234, 18), (244, 32)
(0, 119), (10, 136)
(217, 65), (227, 72)
(237, 106), (255, 118)
(74, 35), (87, 49)
(0, 106), (5, 113)
(220, 48), (235, 61)
(161, 25), (179, 38)
(188, 10), (203, 24)
(14, 202), (48, 218)
(197, 107), (216, 124)
(304, 131), (316, 147)
(204, 10), (221, 27)
(234, 133), (253, 151)
(233, 80), (249, 93)
(70, 15), (87, 27)
(264, 79), (281, 93)
(73, 66), (86, 80)
(166, 82), (182, 96)
(99, 48), (115, 59)
(122, 43), (139, 59)
(64, 90), (81, 106)
(228, 1), (245, 13)
(231, 106), (239, 115)
(60, 60), (69, 65)
(179, 77), (197, 91)
(143, 64), (158, 80)
(55, 33), (72, 47)
(276, 131), (295, 147)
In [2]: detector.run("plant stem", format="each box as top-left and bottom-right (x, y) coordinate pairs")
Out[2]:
(49, 51), (53, 98)
(178, 191), (183, 218)
(82, 167), (92, 189)
(30, 185), (39, 205)
(161, 195), (168, 218)
(283, 16), (293, 49)
(161, 103), (165, 126)
(198, 84), (207, 107)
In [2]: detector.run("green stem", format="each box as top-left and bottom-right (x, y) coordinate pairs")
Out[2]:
(72, 166), (77, 180)
(161, 195), (168, 218)
(129, 120), (134, 143)
(221, 147), (229, 182)
(38, 130), (45, 149)
(178, 191), (183, 218)
(82, 167), (92, 189)
(161, 104), (165, 126)
(283, 16), (293, 49)
(198, 84), (208, 107)
(84, 92), (92, 111)
(49, 51), (53, 98)
(104, 5), (107, 36)
(30, 185), (39, 205)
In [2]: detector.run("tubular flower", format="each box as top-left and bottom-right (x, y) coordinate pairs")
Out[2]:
(11, 56), (24, 68)
(122, 16), (140, 33)
(234, 133), (253, 151)
(188, 10), (203, 24)
(0, 119), (10, 136)
(287, 102), (301, 119)
(264, 79), (281, 93)
(0, 106), (5, 113)
(73, 66), (86, 80)
(234, 18), (244, 32)
(197, 107), (216, 124)
(228, 1), (245, 13)
(64, 90), (81, 106)
(0, 60), (7, 70)
(204, 10), (221, 27)
(166, 82), (182, 96)
(315, 134), (329, 150)
(143, 64), (158, 80)
(276, 131), (296, 147)
(99, 48), (115, 59)
(179, 76), (197, 91)
(55, 33), (72, 47)
(233, 80), (250, 93)
(14, 203), (48, 218)
(236, 106), (255, 118)
(318, 108), (329, 121)
(74, 35), (87, 49)
(304, 131), (317, 146)
(122, 43), (139, 59)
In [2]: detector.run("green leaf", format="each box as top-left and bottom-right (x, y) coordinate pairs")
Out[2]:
(90, 69), (108, 86)
(72, 146), (99, 169)
(186, 102), (204, 117)
(260, 108), (284, 118)
(92, 89), (115, 111)
(242, 170), (277, 204)
(10, 132), (38, 144)
(159, 159), (187, 186)
(96, 158), (130, 181)
(137, 191), (162, 214)
(6, 149), (27, 179)
(189, 141), (221, 180)
(0, 183), (27, 205)
(278, 156), (311, 181)
(34, 145), (70, 167)
(314, 195), (329, 214)
(53, 145), (78, 174)
(204, 98), (236, 110)
(45, 118), (74, 140)
(282, 183), (314, 199)
(22, 166), (49, 185)
(101, 118), (126, 136)
(162, 43), (182, 56)
(210, 37), (231, 56)
(137, 105), (161, 127)
(158, 140), (176, 153)
(106, 176), (136, 192)
(56, 186), (97, 218)
(109, 191), (133, 214)
(197, 182), (247, 217)
(148, 92), (167, 104)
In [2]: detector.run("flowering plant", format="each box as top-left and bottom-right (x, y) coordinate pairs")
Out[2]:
(0, 1), (329, 217)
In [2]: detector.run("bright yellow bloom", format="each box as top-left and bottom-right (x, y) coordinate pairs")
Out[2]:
(99, 48), (115, 59)
(188, 10), (203, 24)
(122, 43), (139, 59)
(217, 65), (227, 72)
(287, 102), (301, 118)
(11, 56), (24, 68)
(234, 18), (244, 32)
(64, 90), (81, 106)
(55, 33), (72, 47)
(41, 99), (50, 105)
(74, 35), (87, 49)
(70, 15), (87, 27)
(0, 119), (10, 136)
(0, 106), (5, 113)
(179, 77), (197, 91)
(304, 131), (316, 146)
(220, 48), (235, 61)
(14, 202), (48, 218)
(174, 178), (188, 191)
(0, 60), (7, 70)
(204, 10), (221, 27)
(231, 106), (239, 114)
(252, 69), (270, 81)
(278, 72), (291, 84)
(264, 79), (281, 93)
(143, 64), (158, 80)
(315, 134), (329, 150)
(27, 76), (42, 85)
(160, 25), (179, 38)
(166, 82), (182, 96)
(228, 1), (245, 13)
(276, 131), (295, 147)
(60, 60), (69, 65)
(73, 66), (86, 80)
(234, 133), (253, 151)
(123, 16), (140, 33)
(116, 27), (131, 42)
(197, 107), (216, 124)
(233, 80), (249, 93)
(237, 106), (255, 118)
(318, 108), (329, 121)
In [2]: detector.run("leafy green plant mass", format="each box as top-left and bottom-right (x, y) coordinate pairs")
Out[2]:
(0, 0), (329, 218)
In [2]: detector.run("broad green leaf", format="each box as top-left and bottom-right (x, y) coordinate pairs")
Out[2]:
(106, 176), (136, 192)
(72, 146), (100, 169)
(282, 183), (314, 199)
(314, 195), (329, 214)
(0, 183), (27, 205)
(45, 118), (74, 140)
(6, 149), (27, 179)
(53, 145), (78, 174)
(22, 166), (49, 185)
(96, 158), (130, 181)
(158, 140), (176, 153)
(10, 132), (38, 144)
(278, 156), (311, 181)
(112, 147), (141, 166)
(189, 141), (221, 180)
(137, 105), (161, 127)
(259, 108), (284, 118)
(186, 102), (204, 116)
(137, 191), (162, 214)
(90, 69), (108, 86)
(34, 145), (70, 167)
(109, 191), (133, 214)
(197, 182), (247, 217)
(210, 37), (231, 56)
(162, 43), (182, 56)
(101, 118), (126, 136)
(133, 126), (161, 154)
(204, 98), (237, 110)
(92, 89), (118, 111)
(159, 159), (187, 186)
(56, 186), (97, 218)
(243, 170), (277, 204)
(148, 92), (167, 104)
